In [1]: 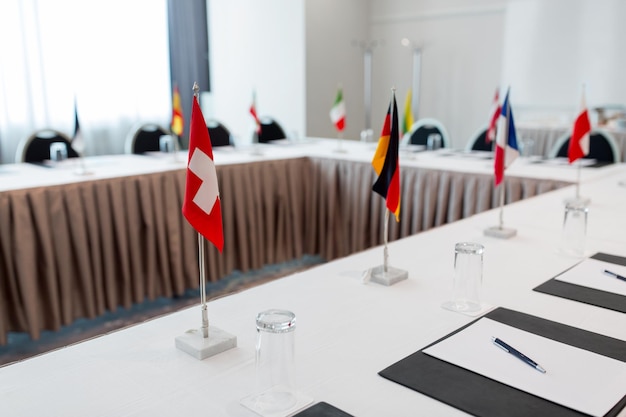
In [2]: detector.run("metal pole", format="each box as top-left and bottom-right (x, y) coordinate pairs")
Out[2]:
(383, 209), (389, 273)
(192, 81), (209, 339)
(498, 183), (505, 229)
(412, 47), (422, 120)
(198, 234), (209, 338)
(575, 159), (581, 199)
(364, 48), (372, 132)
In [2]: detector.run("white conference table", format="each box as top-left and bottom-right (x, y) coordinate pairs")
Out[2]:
(0, 139), (620, 346)
(1, 165), (625, 417)
(0, 138), (617, 192)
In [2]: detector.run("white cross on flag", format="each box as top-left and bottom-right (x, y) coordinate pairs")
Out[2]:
(182, 96), (224, 252)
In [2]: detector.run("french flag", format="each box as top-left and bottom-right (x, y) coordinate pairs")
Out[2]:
(494, 89), (519, 186)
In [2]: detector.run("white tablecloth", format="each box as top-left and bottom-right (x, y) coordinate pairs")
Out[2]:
(1, 165), (625, 417)
(0, 139), (620, 344)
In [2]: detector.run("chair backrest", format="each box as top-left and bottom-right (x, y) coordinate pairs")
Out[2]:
(256, 117), (287, 143)
(125, 124), (170, 154)
(207, 120), (232, 147)
(549, 129), (620, 163)
(15, 129), (78, 163)
(465, 125), (493, 152)
(402, 118), (450, 149)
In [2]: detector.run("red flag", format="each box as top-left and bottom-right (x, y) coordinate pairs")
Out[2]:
(249, 91), (261, 134)
(486, 88), (500, 143)
(568, 90), (591, 163)
(183, 96), (224, 252)
(372, 92), (401, 221)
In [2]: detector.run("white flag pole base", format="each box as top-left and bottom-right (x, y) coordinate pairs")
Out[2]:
(74, 168), (93, 176)
(563, 195), (591, 206)
(175, 326), (237, 360)
(370, 265), (408, 286)
(483, 225), (517, 239)
(334, 132), (347, 153)
(73, 157), (93, 176)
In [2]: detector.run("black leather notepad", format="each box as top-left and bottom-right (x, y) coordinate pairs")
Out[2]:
(534, 252), (626, 314)
(379, 307), (626, 417)
(293, 401), (355, 417)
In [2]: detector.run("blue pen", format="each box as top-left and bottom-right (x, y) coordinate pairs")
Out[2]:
(492, 337), (546, 374)
(603, 269), (626, 282)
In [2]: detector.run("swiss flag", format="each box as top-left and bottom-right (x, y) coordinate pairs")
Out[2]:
(182, 96), (224, 252)
(568, 91), (591, 163)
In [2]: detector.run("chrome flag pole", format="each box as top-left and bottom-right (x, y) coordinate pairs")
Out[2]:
(498, 181), (505, 230)
(198, 234), (209, 338)
(383, 209), (390, 273)
(575, 159), (582, 200)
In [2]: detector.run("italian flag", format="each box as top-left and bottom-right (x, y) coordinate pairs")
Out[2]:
(330, 88), (346, 132)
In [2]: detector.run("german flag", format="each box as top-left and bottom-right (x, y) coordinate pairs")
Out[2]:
(372, 92), (401, 221)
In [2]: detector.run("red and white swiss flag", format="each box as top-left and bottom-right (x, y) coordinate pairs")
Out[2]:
(568, 90), (591, 163)
(182, 96), (224, 252)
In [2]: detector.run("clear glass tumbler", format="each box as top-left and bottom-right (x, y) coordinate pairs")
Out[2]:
(442, 242), (484, 313)
(560, 202), (588, 258)
(427, 133), (442, 150)
(49, 142), (68, 161)
(252, 309), (297, 413)
(159, 135), (175, 153)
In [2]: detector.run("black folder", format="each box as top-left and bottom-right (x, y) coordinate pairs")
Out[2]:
(379, 307), (626, 417)
(534, 253), (626, 314)
(293, 401), (354, 417)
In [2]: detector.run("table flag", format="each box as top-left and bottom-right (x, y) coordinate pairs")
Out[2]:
(486, 87), (501, 143)
(171, 83), (184, 137)
(402, 88), (414, 136)
(494, 88), (519, 186)
(71, 98), (85, 155)
(330, 87), (346, 132)
(183, 95), (224, 252)
(372, 92), (401, 221)
(249, 90), (261, 134)
(568, 88), (591, 163)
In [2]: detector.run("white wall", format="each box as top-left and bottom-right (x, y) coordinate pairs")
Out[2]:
(367, 0), (506, 148)
(208, 0), (626, 150)
(305, 0), (369, 141)
(502, 0), (626, 124)
(207, 0), (306, 144)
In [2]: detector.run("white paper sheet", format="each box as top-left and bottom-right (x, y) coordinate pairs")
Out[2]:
(555, 258), (626, 297)
(423, 318), (626, 417)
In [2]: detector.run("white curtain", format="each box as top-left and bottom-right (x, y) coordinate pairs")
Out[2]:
(0, 0), (171, 163)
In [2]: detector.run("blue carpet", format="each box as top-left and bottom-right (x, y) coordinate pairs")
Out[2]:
(0, 255), (325, 367)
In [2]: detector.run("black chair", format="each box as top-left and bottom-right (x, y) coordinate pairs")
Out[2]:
(125, 124), (171, 154)
(15, 129), (79, 163)
(465, 126), (493, 152)
(256, 117), (287, 143)
(402, 118), (450, 149)
(548, 129), (620, 163)
(207, 120), (232, 147)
